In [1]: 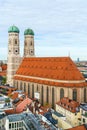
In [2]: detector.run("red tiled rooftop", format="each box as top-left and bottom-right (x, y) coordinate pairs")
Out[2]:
(9, 92), (18, 100)
(66, 125), (87, 130)
(0, 72), (6, 76)
(15, 57), (84, 81)
(16, 97), (32, 113)
(56, 97), (80, 113)
(1, 64), (7, 71)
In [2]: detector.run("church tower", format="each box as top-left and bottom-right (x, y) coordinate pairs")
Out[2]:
(7, 25), (20, 86)
(24, 28), (35, 57)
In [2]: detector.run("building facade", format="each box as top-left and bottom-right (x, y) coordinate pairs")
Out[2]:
(7, 25), (87, 107)
(13, 57), (87, 107)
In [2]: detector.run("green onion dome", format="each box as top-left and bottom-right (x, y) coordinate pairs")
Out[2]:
(24, 28), (34, 35)
(8, 25), (19, 33)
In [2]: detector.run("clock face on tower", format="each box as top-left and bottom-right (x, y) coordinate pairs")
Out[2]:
(14, 49), (19, 54)
(30, 49), (34, 55)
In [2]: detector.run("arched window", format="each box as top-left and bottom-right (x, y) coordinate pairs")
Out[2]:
(37, 85), (38, 91)
(32, 84), (34, 98)
(47, 87), (49, 103)
(30, 41), (32, 46)
(13, 80), (15, 87)
(52, 88), (54, 108)
(20, 82), (22, 90)
(16, 81), (18, 89)
(28, 83), (30, 97)
(41, 86), (44, 105)
(14, 39), (17, 45)
(24, 83), (26, 93)
(73, 89), (77, 101)
(25, 41), (27, 46)
(84, 88), (86, 102)
(60, 88), (64, 99)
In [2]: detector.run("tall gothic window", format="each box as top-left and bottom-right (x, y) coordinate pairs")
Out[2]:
(47, 87), (49, 103)
(37, 85), (38, 91)
(24, 83), (26, 93)
(13, 80), (15, 87)
(52, 88), (54, 108)
(73, 89), (77, 101)
(32, 84), (34, 98)
(60, 88), (64, 99)
(84, 88), (86, 102)
(41, 86), (43, 105)
(28, 83), (30, 97)
(16, 81), (18, 89)
(20, 82), (22, 90)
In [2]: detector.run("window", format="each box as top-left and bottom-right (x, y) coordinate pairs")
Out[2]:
(9, 123), (11, 128)
(16, 81), (18, 89)
(37, 85), (38, 91)
(52, 87), (54, 108)
(20, 82), (22, 90)
(32, 84), (34, 98)
(25, 41), (27, 46)
(47, 87), (49, 103)
(30, 41), (32, 46)
(28, 83), (30, 97)
(15, 122), (16, 128)
(83, 118), (85, 123)
(84, 88), (86, 102)
(41, 86), (44, 105)
(15, 39), (17, 44)
(12, 123), (14, 128)
(13, 80), (15, 87)
(73, 89), (77, 101)
(60, 88), (64, 99)
(24, 83), (26, 92)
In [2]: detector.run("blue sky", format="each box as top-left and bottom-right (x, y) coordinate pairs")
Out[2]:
(0, 0), (87, 61)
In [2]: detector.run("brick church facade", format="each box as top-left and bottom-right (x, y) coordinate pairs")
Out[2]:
(7, 25), (87, 107)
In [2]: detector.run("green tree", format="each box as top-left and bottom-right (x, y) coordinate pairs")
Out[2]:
(1, 77), (6, 85)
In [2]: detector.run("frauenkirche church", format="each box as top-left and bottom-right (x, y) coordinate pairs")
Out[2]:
(7, 25), (87, 107)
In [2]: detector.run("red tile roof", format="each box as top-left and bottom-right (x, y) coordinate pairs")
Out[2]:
(16, 97), (32, 113)
(66, 125), (87, 130)
(5, 108), (20, 115)
(14, 57), (87, 88)
(1, 65), (7, 71)
(0, 72), (6, 76)
(9, 92), (18, 100)
(56, 97), (80, 113)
